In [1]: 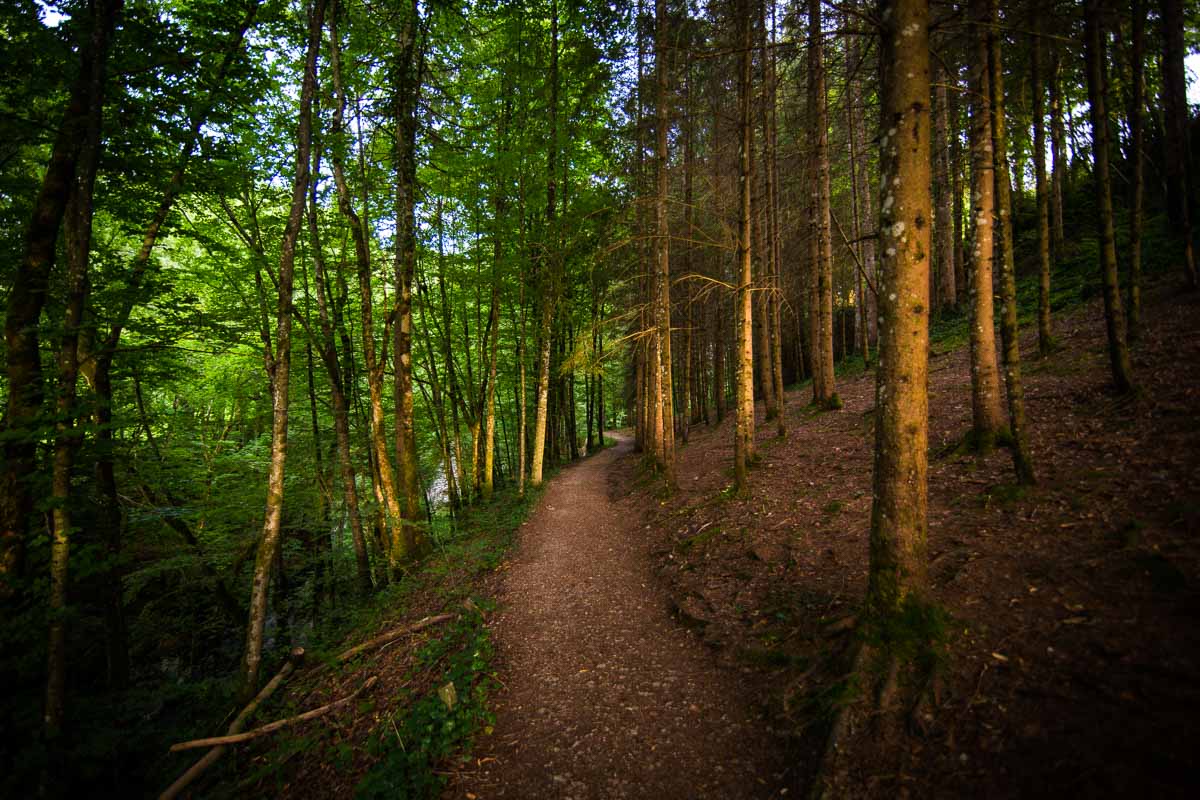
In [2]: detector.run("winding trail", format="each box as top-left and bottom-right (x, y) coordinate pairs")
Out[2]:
(454, 434), (790, 799)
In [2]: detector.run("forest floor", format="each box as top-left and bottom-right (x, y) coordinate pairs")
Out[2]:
(638, 278), (1200, 797)
(446, 434), (792, 798)
(211, 277), (1198, 800)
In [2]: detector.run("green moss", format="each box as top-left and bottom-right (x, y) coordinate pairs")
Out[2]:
(862, 596), (953, 673)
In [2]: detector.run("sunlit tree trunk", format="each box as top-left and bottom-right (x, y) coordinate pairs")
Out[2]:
(655, 0), (675, 479)
(988, 0), (1035, 484)
(734, 0), (756, 493)
(241, 0), (325, 702)
(1084, 0), (1137, 394)
(967, 0), (1005, 451)
(809, 0), (837, 408)
(868, 0), (930, 619)
(531, 0), (559, 487)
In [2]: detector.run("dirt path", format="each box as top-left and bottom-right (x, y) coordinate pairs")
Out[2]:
(452, 434), (791, 799)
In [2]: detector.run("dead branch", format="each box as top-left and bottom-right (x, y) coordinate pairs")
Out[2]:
(159, 647), (305, 800)
(169, 675), (379, 752)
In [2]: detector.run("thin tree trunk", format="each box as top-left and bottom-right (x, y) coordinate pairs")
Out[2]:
(655, 0), (675, 479)
(967, 0), (1005, 450)
(240, 0), (325, 702)
(809, 0), (837, 408)
(1032, 18), (1054, 355)
(1048, 41), (1066, 259)
(1161, 0), (1197, 287)
(1127, 0), (1144, 334)
(935, 68), (956, 311)
(988, 0), (1035, 484)
(734, 0), (756, 494)
(1084, 0), (1137, 394)
(531, 0), (559, 487)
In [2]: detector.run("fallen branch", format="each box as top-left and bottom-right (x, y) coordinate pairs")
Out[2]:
(330, 612), (456, 667)
(160, 647), (305, 800)
(169, 675), (379, 752)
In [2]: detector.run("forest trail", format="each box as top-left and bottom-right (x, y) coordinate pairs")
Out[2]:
(449, 434), (791, 799)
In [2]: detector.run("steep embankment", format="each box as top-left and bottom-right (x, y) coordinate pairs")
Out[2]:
(640, 280), (1200, 797)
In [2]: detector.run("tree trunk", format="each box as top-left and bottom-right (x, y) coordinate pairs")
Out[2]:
(46, 0), (116, 737)
(1031, 18), (1054, 355)
(1084, 0), (1138, 394)
(1048, 41), (1066, 259)
(734, 0), (756, 494)
(240, 0), (325, 702)
(393, 0), (425, 561)
(1127, 0), (1144, 335)
(934, 68), (956, 311)
(966, 0), (1005, 451)
(869, 0), (931, 619)
(809, 0), (837, 408)
(655, 0), (675, 479)
(988, 0), (1035, 484)
(1160, 0), (1195, 287)
(532, 0), (559, 487)
(1, 0), (121, 592)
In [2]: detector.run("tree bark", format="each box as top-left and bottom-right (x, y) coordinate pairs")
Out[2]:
(1031, 17), (1054, 355)
(240, 0), (325, 703)
(868, 0), (931, 619)
(934, 68), (956, 311)
(45, 0), (118, 738)
(655, 0), (676, 479)
(1084, 0), (1137, 394)
(734, 0), (756, 494)
(1160, 0), (1197, 287)
(967, 0), (1005, 451)
(988, 0), (1035, 485)
(808, 0), (837, 407)
(1, 0), (121, 592)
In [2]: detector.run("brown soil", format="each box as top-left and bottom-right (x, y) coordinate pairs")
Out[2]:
(641, 281), (1200, 797)
(448, 437), (794, 799)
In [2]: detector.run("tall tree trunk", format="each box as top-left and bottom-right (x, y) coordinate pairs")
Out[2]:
(967, 0), (1005, 451)
(320, 6), (374, 594)
(393, 0), (425, 561)
(531, 0), (559, 487)
(1, 0), (121, 592)
(655, 0), (675, 479)
(45, 0), (117, 738)
(1160, 0), (1195, 287)
(934, 68), (956, 311)
(988, 0), (1035, 484)
(734, 0), (756, 494)
(1127, 0), (1145, 335)
(868, 0), (931, 621)
(1031, 18), (1054, 355)
(808, 0), (837, 408)
(1048, 41), (1066, 259)
(1084, 0), (1138, 394)
(240, 0), (325, 702)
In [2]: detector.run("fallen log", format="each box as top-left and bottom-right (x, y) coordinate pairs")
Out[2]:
(169, 675), (379, 752)
(160, 647), (305, 800)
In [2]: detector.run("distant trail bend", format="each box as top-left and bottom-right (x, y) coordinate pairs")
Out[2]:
(455, 433), (789, 799)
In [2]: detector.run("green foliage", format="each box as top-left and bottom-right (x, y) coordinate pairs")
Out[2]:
(354, 608), (495, 799)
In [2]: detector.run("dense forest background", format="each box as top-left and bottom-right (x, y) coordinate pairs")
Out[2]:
(2, 0), (1198, 796)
